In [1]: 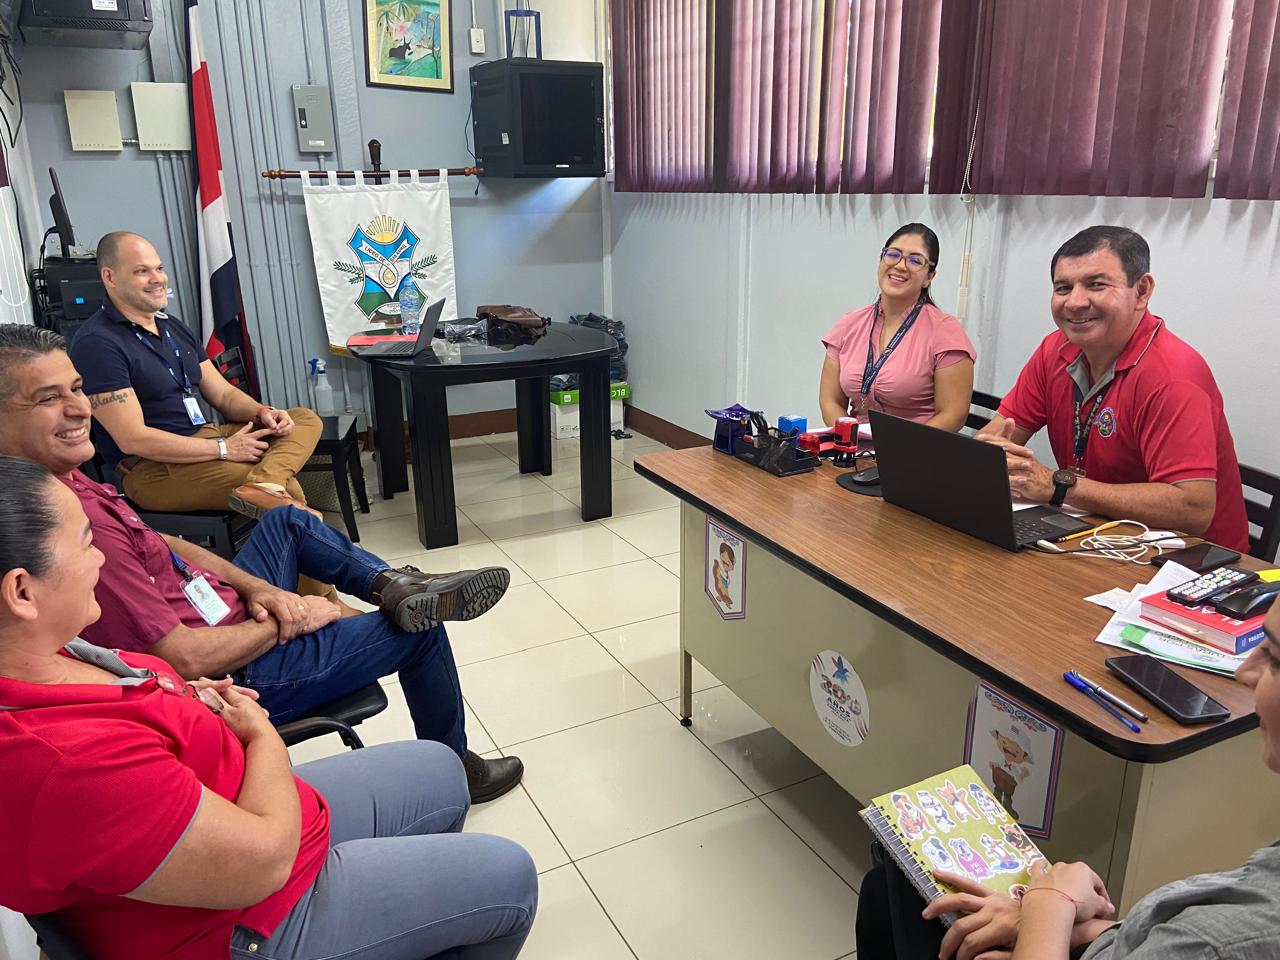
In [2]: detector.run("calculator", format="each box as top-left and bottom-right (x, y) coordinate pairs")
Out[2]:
(1165, 566), (1259, 607)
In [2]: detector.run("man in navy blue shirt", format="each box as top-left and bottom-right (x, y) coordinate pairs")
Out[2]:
(71, 231), (321, 520)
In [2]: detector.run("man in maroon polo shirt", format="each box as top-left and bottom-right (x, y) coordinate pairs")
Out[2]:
(977, 225), (1248, 552)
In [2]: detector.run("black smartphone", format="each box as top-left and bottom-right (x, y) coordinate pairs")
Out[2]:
(1104, 654), (1230, 725)
(1151, 543), (1242, 573)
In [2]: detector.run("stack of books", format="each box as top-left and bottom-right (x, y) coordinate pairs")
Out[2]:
(1138, 589), (1267, 656)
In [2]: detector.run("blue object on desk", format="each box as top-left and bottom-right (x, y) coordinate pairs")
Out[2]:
(778, 415), (807, 438)
(1064, 671), (1142, 733)
(706, 404), (758, 456)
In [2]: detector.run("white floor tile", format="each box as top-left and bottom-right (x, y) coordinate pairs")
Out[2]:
(654, 552), (681, 576)
(593, 614), (718, 701)
(579, 799), (856, 960)
(495, 524), (645, 581)
(761, 775), (875, 889)
(460, 490), (585, 541)
(381, 540), (534, 587)
(611, 443), (669, 469)
(663, 685), (821, 795)
(459, 636), (656, 747)
(517, 704), (750, 858)
(561, 475), (678, 516)
(453, 467), (551, 505)
(358, 511), (485, 560)
(487, 437), (579, 463)
(464, 785), (570, 875)
(448, 583), (588, 666)
(517, 865), (635, 960)
(602, 508), (681, 557)
(541, 560), (680, 633)
(450, 434), (500, 447)
(362, 490), (418, 522)
(535, 456), (632, 492)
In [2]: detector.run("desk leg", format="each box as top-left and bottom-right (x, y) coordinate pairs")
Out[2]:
(578, 358), (613, 521)
(371, 365), (409, 500)
(515, 377), (552, 476)
(407, 376), (459, 548)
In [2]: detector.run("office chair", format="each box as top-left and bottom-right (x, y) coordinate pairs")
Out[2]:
(24, 912), (91, 960)
(964, 389), (1005, 432)
(1241, 463), (1280, 563)
(276, 682), (389, 750)
(80, 454), (255, 561)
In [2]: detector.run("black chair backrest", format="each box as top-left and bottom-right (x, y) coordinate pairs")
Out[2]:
(965, 389), (1004, 432)
(25, 913), (93, 960)
(213, 346), (256, 399)
(1240, 463), (1280, 563)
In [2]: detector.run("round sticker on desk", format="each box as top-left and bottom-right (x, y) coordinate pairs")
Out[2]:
(809, 650), (870, 746)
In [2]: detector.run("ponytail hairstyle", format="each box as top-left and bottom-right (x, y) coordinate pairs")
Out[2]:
(882, 223), (940, 307)
(0, 456), (59, 579)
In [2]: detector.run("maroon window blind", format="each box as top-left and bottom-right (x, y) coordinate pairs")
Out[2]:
(931, 0), (1232, 197)
(1215, 0), (1280, 199)
(612, 0), (940, 194)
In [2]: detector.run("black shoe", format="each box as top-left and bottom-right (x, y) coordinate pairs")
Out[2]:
(463, 749), (524, 804)
(370, 566), (511, 632)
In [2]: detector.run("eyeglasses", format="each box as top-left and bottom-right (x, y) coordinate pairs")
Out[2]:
(881, 248), (933, 271)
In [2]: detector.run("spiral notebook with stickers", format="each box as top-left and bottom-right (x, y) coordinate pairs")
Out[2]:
(858, 763), (1047, 926)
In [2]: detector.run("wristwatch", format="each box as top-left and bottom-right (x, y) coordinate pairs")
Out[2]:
(1050, 468), (1077, 507)
(216, 437), (229, 461)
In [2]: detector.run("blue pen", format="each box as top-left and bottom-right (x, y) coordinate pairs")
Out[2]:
(1064, 671), (1142, 733)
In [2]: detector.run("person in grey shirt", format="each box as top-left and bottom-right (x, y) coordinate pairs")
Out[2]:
(920, 598), (1280, 960)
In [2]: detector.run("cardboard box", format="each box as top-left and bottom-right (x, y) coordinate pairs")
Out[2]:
(552, 399), (625, 439)
(550, 382), (631, 405)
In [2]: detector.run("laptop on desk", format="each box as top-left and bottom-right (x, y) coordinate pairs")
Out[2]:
(346, 298), (446, 358)
(869, 410), (1092, 551)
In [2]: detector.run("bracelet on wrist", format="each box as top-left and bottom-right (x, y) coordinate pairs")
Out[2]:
(1022, 887), (1078, 909)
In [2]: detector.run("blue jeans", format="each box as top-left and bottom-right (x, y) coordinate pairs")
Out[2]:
(232, 508), (467, 756)
(231, 741), (537, 959)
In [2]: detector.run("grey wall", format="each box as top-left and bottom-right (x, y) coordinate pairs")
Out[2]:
(18, 0), (605, 417)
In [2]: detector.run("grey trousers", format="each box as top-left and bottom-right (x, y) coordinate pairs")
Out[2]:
(231, 741), (537, 960)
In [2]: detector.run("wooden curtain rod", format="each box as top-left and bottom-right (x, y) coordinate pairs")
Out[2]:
(261, 166), (482, 180)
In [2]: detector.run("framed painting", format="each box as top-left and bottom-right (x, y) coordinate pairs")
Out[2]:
(364, 0), (454, 93)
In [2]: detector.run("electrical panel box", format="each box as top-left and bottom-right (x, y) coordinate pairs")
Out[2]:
(291, 85), (334, 154)
(470, 59), (605, 178)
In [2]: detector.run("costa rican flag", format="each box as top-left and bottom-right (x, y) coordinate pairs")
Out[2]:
(186, 0), (258, 394)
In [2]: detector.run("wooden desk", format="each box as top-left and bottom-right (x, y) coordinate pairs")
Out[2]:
(635, 446), (1280, 911)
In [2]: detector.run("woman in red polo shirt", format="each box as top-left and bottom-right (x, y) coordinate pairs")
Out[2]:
(0, 456), (536, 960)
(819, 223), (976, 430)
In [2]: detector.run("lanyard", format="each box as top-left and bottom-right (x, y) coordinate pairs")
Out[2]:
(133, 322), (195, 395)
(862, 298), (925, 397)
(1071, 383), (1110, 471)
(168, 548), (194, 582)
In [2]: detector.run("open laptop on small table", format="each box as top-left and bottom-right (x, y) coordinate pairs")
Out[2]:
(346, 297), (446, 358)
(869, 410), (1092, 551)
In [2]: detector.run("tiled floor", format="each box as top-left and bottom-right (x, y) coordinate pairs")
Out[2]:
(297, 429), (869, 959)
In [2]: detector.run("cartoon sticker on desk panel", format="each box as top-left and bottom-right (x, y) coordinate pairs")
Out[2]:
(704, 518), (746, 620)
(963, 683), (1063, 839)
(808, 649), (871, 746)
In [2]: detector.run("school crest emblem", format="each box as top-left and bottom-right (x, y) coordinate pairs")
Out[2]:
(331, 215), (438, 325)
(1097, 407), (1116, 438)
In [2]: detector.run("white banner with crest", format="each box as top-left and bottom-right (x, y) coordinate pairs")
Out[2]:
(302, 169), (458, 347)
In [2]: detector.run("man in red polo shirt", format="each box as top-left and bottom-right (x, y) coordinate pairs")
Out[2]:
(977, 225), (1248, 552)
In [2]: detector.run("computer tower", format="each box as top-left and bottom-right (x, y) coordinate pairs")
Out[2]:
(470, 59), (605, 178)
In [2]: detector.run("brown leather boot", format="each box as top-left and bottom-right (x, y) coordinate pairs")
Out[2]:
(370, 565), (511, 631)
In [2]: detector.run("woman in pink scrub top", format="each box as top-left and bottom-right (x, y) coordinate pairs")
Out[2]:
(819, 223), (976, 431)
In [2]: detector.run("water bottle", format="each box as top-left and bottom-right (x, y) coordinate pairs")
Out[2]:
(308, 358), (337, 416)
(399, 282), (422, 335)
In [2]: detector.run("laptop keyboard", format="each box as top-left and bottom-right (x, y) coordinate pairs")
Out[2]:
(375, 341), (418, 356)
(1012, 515), (1070, 546)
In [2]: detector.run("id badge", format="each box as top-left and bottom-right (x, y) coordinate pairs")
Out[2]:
(182, 575), (231, 625)
(183, 394), (206, 425)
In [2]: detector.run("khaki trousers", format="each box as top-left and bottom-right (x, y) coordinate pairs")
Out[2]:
(121, 407), (322, 511)
(120, 408), (337, 600)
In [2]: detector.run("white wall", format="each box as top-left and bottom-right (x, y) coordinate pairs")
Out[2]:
(609, 188), (1280, 475)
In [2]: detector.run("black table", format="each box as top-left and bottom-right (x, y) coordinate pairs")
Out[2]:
(357, 323), (617, 549)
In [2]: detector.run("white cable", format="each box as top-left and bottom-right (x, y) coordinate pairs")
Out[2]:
(1037, 520), (1176, 565)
